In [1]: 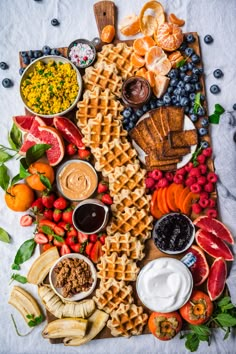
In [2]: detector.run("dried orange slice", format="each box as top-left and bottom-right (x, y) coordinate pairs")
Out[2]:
(154, 23), (184, 51)
(139, 1), (165, 36)
(101, 25), (115, 43)
(153, 74), (170, 98)
(119, 14), (140, 36)
(135, 67), (147, 78)
(145, 70), (155, 87)
(169, 13), (185, 27)
(145, 46), (171, 75)
(131, 52), (145, 68)
(133, 36), (156, 56)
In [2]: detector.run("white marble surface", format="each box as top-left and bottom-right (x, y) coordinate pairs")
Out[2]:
(0, 0), (236, 353)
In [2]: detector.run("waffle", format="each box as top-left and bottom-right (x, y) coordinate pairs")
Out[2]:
(81, 113), (127, 149)
(93, 139), (138, 177)
(83, 62), (123, 97)
(106, 207), (153, 241)
(97, 43), (136, 79)
(97, 252), (139, 282)
(107, 303), (148, 337)
(93, 279), (133, 314)
(112, 188), (151, 213)
(76, 87), (123, 129)
(102, 232), (145, 260)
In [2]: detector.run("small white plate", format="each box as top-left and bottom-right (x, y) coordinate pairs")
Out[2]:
(132, 113), (197, 169)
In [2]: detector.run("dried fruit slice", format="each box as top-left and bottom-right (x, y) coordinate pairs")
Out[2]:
(195, 229), (234, 261)
(139, 1), (165, 36)
(38, 126), (65, 166)
(145, 46), (171, 75)
(187, 245), (209, 286)
(153, 74), (170, 98)
(193, 216), (234, 244)
(131, 53), (145, 68)
(154, 23), (184, 51)
(207, 257), (227, 301)
(133, 36), (156, 56)
(53, 117), (84, 149)
(119, 14), (140, 36)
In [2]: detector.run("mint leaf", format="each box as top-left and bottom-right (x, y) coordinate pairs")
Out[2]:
(185, 333), (200, 352)
(217, 297), (231, 307)
(215, 313), (236, 327)
(27, 314), (43, 327)
(224, 327), (230, 340)
(40, 225), (54, 235)
(189, 324), (211, 336)
(11, 263), (20, 270)
(0, 164), (10, 191)
(176, 57), (188, 68)
(8, 123), (22, 151)
(0, 227), (10, 243)
(193, 92), (202, 114)
(13, 238), (36, 266)
(39, 174), (52, 190)
(11, 273), (28, 284)
(11, 174), (22, 186)
(26, 144), (51, 166)
(209, 113), (220, 124)
(53, 235), (64, 242)
(215, 104), (225, 114)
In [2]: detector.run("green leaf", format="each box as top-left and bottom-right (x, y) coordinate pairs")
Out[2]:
(40, 225), (54, 236)
(0, 227), (10, 243)
(26, 314), (33, 319)
(217, 297), (231, 307)
(0, 150), (13, 163)
(11, 273), (28, 284)
(176, 58), (188, 68)
(223, 327), (230, 340)
(11, 174), (22, 186)
(185, 333), (200, 352)
(215, 104), (225, 114)
(54, 235), (64, 242)
(11, 263), (20, 270)
(19, 158), (31, 178)
(8, 123), (22, 151)
(193, 92), (202, 114)
(209, 113), (220, 124)
(221, 303), (235, 311)
(39, 174), (52, 190)
(27, 314), (43, 327)
(215, 313), (236, 327)
(0, 164), (10, 191)
(189, 324), (211, 336)
(13, 238), (36, 266)
(26, 144), (51, 166)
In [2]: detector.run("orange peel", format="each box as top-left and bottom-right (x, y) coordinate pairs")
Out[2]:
(139, 1), (165, 36)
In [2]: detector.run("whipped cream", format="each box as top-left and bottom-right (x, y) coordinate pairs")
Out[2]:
(136, 258), (193, 312)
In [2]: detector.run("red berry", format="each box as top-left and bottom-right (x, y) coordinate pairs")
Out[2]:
(173, 174), (184, 184)
(101, 193), (113, 205)
(204, 182), (214, 193)
(185, 162), (194, 172)
(97, 182), (108, 194)
(157, 177), (169, 188)
(89, 234), (98, 243)
(34, 232), (48, 244)
(206, 208), (218, 218)
(62, 208), (74, 224)
(200, 191), (209, 200)
(66, 143), (77, 156)
(53, 209), (62, 223)
(192, 203), (202, 214)
(53, 197), (68, 210)
(207, 172), (218, 183)
(199, 198), (209, 208)
(208, 198), (216, 208)
(175, 167), (187, 176)
(198, 176), (207, 185)
(190, 183), (202, 193)
(189, 167), (201, 178)
(43, 209), (53, 220)
(197, 154), (206, 164)
(198, 164), (207, 175)
(151, 169), (163, 181)
(99, 233), (106, 245)
(31, 197), (44, 214)
(60, 244), (71, 256)
(185, 176), (197, 187)
(203, 147), (212, 157)
(165, 172), (174, 181)
(20, 214), (34, 227)
(42, 193), (56, 209)
(78, 148), (91, 160)
(145, 177), (155, 189)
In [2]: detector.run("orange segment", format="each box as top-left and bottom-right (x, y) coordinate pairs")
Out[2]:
(135, 67), (147, 78)
(154, 23), (184, 51)
(169, 13), (185, 27)
(153, 74), (170, 98)
(119, 14), (140, 36)
(145, 46), (171, 75)
(145, 70), (155, 87)
(131, 52), (145, 68)
(133, 36), (156, 56)
(101, 25), (115, 43)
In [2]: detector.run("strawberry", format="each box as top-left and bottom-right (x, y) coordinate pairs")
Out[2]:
(101, 193), (113, 205)
(78, 148), (91, 160)
(173, 174), (184, 184)
(34, 233), (48, 244)
(54, 225), (65, 237)
(206, 208), (218, 218)
(97, 182), (108, 194)
(43, 209), (53, 220)
(99, 233), (106, 245)
(190, 183), (202, 193)
(150, 169), (163, 180)
(42, 243), (53, 252)
(196, 154), (206, 164)
(85, 242), (94, 257)
(60, 244), (71, 256)
(53, 197), (68, 210)
(53, 209), (62, 223)
(66, 143), (77, 156)
(53, 238), (65, 247)
(20, 214), (34, 227)
(145, 177), (155, 189)
(58, 221), (70, 230)
(192, 203), (202, 214)
(157, 178), (169, 188)
(65, 235), (78, 247)
(89, 234), (98, 243)
(207, 172), (218, 183)
(203, 147), (212, 157)
(42, 193), (56, 209)
(67, 226), (78, 238)
(38, 219), (56, 233)
(90, 240), (103, 263)
(78, 231), (89, 243)
(31, 197), (44, 214)
(204, 182), (214, 193)
(62, 207), (74, 224)
(70, 243), (81, 253)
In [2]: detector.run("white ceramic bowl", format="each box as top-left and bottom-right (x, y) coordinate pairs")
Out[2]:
(49, 253), (97, 301)
(20, 55), (83, 118)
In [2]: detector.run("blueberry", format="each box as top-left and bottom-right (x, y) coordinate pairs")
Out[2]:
(191, 74), (199, 83)
(30, 58), (36, 63)
(130, 113), (138, 122)
(197, 107), (205, 116)
(192, 67), (200, 75)
(210, 84), (220, 94)
(187, 62), (194, 71)
(149, 99), (157, 109)
(0, 62), (8, 70)
(23, 56), (30, 65)
(189, 107), (195, 114)
(156, 100), (164, 107)
(20, 51), (28, 57)
(185, 83), (195, 92)
(167, 86), (174, 94)
(184, 106), (190, 114)
(204, 34), (213, 44)
(136, 109), (144, 118)
(201, 140), (209, 149)
(171, 95), (178, 104)
(142, 104), (150, 113)
(34, 50), (42, 58)
(176, 95), (181, 102)
(2, 78), (13, 88)
(168, 69), (179, 79)
(201, 118), (209, 127)
(233, 103), (236, 111)
(19, 67), (25, 75)
(128, 121), (135, 130)
(183, 75), (192, 83)
(198, 127), (208, 136)
(42, 45), (51, 55)
(122, 107), (133, 118)
(180, 97), (189, 107)
(180, 89), (187, 97)
(179, 42), (187, 51)
(180, 64), (188, 72)
(185, 47), (194, 57)
(200, 94), (205, 101)
(190, 113), (198, 122)
(51, 18), (60, 26)
(213, 69), (224, 79)
(179, 72), (186, 80)
(28, 50), (34, 58)
(195, 82), (202, 91)
(163, 94), (171, 104)
(50, 48), (60, 55)
(170, 78), (178, 87)
(186, 34), (195, 43)
(177, 81), (184, 88)
(191, 54), (200, 64)
(123, 118), (128, 125)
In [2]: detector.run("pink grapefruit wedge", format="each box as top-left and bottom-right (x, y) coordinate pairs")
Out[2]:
(187, 245), (209, 286)
(19, 116), (45, 155)
(194, 216), (234, 244)
(207, 257), (227, 301)
(53, 117), (84, 149)
(38, 126), (65, 166)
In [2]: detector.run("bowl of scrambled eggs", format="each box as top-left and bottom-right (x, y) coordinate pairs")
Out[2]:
(20, 56), (82, 118)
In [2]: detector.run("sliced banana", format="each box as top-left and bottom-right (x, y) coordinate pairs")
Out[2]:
(42, 318), (87, 339)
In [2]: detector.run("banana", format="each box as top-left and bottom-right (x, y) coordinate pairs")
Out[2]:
(64, 309), (109, 346)
(27, 247), (59, 285)
(38, 284), (96, 319)
(8, 286), (42, 324)
(42, 318), (87, 339)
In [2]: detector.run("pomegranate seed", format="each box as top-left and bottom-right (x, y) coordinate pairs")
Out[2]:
(208, 198), (216, 208)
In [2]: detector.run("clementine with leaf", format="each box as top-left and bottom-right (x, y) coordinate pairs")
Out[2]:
(26, 162), (54, 191)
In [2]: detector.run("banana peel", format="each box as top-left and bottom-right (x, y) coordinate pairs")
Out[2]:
(64, 309), (109, 346)
(42, 318), (87, 339)
(8, 285), (42, 325)
(27, 247), (59, 285)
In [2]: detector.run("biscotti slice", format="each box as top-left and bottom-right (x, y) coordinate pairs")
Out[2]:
(162, 140), (190, 157)
(169, 129), (198, 148)
(167, 107), (184, 131)
(160, 107), (170, 136)
(129, 127), (149, 153)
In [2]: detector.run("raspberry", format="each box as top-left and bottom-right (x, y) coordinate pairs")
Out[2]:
(145, 177), (155, 189)
(190, 183), (202, 193)
(151, 169), (163, 181)
(197, 154), (206, 164)
(175, 167), (187, 176)
(203, 147), (212, 157)
(208, 198), (216, 208)
(185, 162), (194, 172)
(157, 177), (169, 188)
(204, 182), (214, 193)
(192, 203), (202, 214)
(198, 164), (208, 175)
(199, 198), (209, 208)
(198, 176), (207, 185)
(189, 167), (201, 178)
(147, 171), (153, 178)
(173, 174), (184, 184)
(200, 191), (209, 200)
(185, 176), (197, 187)
(206, 208), (218, 218)
(165, 172), (174, 181)
(207, 172), (218, 183)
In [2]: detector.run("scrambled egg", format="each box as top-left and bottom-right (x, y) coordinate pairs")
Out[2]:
(21, 60), (79, 115)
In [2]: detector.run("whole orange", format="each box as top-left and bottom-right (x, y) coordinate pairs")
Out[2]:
(5, 183), (35, 212)
(26, 162), (55, 191)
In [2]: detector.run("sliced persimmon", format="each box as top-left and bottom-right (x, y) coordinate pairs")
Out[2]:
(131, 52), (145, 68)
(135, 67), (147, 78)
(157, 188), (167, 215)
(133, 36), (156, 56)
(154, 23), (184, 52)
(145, 70), (155, 87)
(178, 186), (190, 212)
(160, 187), (170, 214)
(166, 183), (179, 211)
(150, 193), (163, 219)
(145, 46), (171, 75)
(174, 184), (185, 210)
(182, 192), (199, 215)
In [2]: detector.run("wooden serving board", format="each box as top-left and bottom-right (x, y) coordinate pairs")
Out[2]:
(19, 0), (218, 344)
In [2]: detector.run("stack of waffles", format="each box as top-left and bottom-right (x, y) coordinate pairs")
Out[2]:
(76, 44), (152, 336)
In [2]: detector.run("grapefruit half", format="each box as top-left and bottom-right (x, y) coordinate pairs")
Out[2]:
(38, 126), (65, 166)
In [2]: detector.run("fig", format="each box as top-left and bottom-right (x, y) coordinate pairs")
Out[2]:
(207, 257), (227, 301)
(193, 216), (234, 244)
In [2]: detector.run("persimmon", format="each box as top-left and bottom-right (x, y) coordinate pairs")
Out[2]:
(166, 183), (178, 211)
(173, 184), (184, 210)
(26, 162), (55, 191)
(101, 25), (115, 43)
(182, 192), (199, 215)
(5, 183), (35, 212)
(148, 311), (182, 340)
(178, 186), (190, 212)
(150, 190), (163, 219)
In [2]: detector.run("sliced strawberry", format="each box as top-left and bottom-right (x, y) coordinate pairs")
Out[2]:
(53, 197), (68, 210)
(67, 226), (78, 238)
(89, 234), (98, 243)
(78, 148), (91, 160)
(65, 235), (78, 247)
(20, 214), (34, 227)
(38, 219), (56, 233)
(90, 240), (103, 263)
(34, 233), (48, 244)
(85, 242), (94, 257)
(99, 234), (106, 245)
(70, 243), (81, 253)
(60, 244), (71, 256)
(53, 238), (65, 247)
(78, 231), (89, 243)
(57, 221), (71, 230)
(54, 225), (65, 237)
(53, 209), (62, 222)
(42, 243), (53, 252)
(62, 207), (73, 224)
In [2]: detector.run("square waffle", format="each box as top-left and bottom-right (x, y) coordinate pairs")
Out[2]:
(108, 163), (146, 196)
(106, 207), (153, 241)
(83, 62), (123, 97)
(96, 43), (136, 79)
(107, 303), (148, 337)
(112, 188), (151, 214)
(93, 139), (138, 177)
(93, 279), (133, 314)
(102, 232), (145, 260)
(81, 113), (127, 149)
(97, 253), (139, 282)
(76, 87), (123, 129)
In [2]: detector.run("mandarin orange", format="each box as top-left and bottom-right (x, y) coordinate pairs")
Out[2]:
(101, 25), (115, 43)
(154, 23), (184, 51)
(26, 162), (55, 191)
(119, 14), (140, 36)
(145, 46), (171, 75)
(131, 52), (145, 68)
(133, 36), (156, 56)
(5, 183), (35, 212)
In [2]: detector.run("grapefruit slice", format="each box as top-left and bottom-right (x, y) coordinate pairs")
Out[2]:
(38, 126), (65, 166)
(195, 229), (234, 261)
(133, 36), (156, 56)
(153, 74), (170, 98)
(187, 245), (209, 286)
(154, 23), (184, 52)
(19, 116), (46, 155)
(13, 116), (35, 132)
(207, 257), (227, 301)
(53, 117), (84, 149)
(193, 216), (234, 244)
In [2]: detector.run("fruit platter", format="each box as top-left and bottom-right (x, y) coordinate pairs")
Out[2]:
(1, 0), (236, 352)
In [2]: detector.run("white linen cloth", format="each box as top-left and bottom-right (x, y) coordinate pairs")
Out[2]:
(0, 0), (236, 353)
